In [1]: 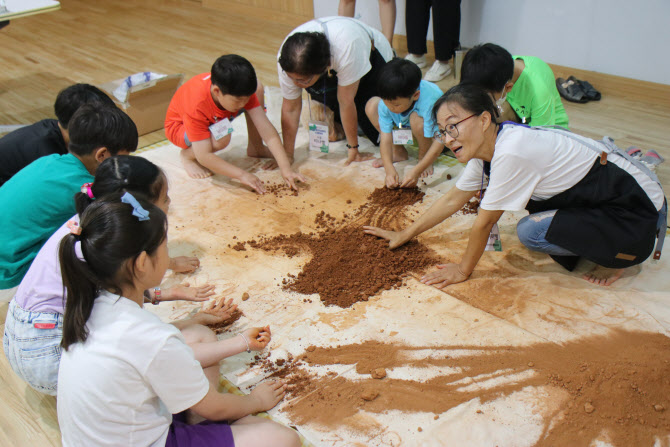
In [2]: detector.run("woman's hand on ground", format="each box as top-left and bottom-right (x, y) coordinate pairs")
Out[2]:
(420, 263), (470, 289)
(362, 226), (408, 249)
(169, 256), (200, 273)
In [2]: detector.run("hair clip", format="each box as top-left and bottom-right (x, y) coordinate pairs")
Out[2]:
(66, 220), (82, 235)
(81, 182), (94, 199)
(121, 192), (150, 221)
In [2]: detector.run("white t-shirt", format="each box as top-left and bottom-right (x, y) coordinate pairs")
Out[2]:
(456, 125), (665, 212)
(58, 291), (210, 447)
(277, 16), (394, 100)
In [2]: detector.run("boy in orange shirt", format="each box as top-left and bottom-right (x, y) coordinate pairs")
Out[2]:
(165, 54), (304, 194)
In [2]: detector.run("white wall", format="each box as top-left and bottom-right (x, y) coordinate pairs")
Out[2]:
(313, 0), (670, 85)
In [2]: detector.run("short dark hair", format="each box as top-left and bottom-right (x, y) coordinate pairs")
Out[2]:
(75, 156), (166, 216)
(432, 83), (499, 126)
(211, 54), (258, 97)
(54, 84), (116, 128)
(279, 32), (330, 76)
(460, 43), (514, 92)
(377, 58), (422, 100)
(60, 192), (168, 350)
(67, 104), (138, 156)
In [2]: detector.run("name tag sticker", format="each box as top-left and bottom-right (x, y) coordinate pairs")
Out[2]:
(308, 120), (329, 153)
(209, 118), (233, 141)
(485, 223), (502, 252)
(392, 128), (413, 145)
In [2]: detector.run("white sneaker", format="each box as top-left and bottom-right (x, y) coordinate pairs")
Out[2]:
(404, 53), (427, 68)
(424, 60), (452, 82)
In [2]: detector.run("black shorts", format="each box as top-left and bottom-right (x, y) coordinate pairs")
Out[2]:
(306, 48), (387, 146)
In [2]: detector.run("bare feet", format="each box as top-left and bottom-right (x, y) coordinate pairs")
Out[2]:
(180, 150), (212, 179)
(329, 122), (345, 142)
(583, 265), (625, 286)
(372, 145), (409, 168)
(420, 165), (434, 178)
(246, 143), (273, 159)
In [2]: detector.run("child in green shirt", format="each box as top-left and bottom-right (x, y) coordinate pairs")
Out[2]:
(461, 43), (569, 129)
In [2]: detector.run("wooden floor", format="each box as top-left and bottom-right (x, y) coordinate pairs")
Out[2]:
(0, 1), (669, 445)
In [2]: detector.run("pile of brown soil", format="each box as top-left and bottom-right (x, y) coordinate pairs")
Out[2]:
(244, 187), (439, 307)
(205, 308), (243, 334)
(280, 330), (670, 446)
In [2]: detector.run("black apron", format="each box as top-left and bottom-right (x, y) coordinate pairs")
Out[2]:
(305, 47), (387, 146)
(484, 124), (663, 271)
(525, 156), (660, 271)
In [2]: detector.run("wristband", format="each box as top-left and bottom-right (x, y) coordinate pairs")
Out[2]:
(346, 144), (359, 149)
(151, 287), (161, 305)
(240, 333), (251, 353)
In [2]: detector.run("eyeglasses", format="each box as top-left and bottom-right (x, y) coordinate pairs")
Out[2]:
(433, 114), (477, 142)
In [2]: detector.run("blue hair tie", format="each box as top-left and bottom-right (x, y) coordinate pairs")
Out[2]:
(121, 192), (150, 221)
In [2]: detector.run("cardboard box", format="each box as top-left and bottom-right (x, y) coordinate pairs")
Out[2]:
(100, 73), (183, 136)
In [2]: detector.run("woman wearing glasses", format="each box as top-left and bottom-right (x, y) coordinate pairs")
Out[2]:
(365, 83), (665, 287)
(277, 17), (394, 166)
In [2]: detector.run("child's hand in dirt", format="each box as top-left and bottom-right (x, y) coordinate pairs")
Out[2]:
(243, 326), (272, 351)
(195, 298), (237, 325)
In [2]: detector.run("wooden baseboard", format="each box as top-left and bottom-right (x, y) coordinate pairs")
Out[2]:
(393, 35), (669, 108)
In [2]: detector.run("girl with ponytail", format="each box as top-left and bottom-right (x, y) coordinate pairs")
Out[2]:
(4, 156), (216, 395)
(57, 193), (298, 447)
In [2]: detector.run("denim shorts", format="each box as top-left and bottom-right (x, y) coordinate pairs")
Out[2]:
(3, 299), (63, 395)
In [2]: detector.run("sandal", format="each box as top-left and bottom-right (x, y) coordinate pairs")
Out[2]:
(569, 76), (601, 101)
(556, 77), (588, 103)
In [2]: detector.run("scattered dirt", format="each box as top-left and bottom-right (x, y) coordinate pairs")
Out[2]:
(460, 198), (480, 215)
(262, 183), (299, 197)
(205, 308), (243, 334)
(279, 330), (670, 447)
(446, 174), (452, 180)
(242, 292), (250, 301)
(243, 187), (439, 307)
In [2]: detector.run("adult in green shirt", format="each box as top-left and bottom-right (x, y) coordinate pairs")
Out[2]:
(0, 105), (138, 288)
(460, 43), (569, 129)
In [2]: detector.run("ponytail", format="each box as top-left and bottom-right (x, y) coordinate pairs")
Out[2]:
(60, 192), (167, 350)
(74, 155), (166, 217)
(59, 232), (108, 349)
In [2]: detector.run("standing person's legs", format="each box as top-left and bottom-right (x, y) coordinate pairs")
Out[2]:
(424, 0), (461, 81)
(431, 0), (461, 62)
(405, 0), (431, 63)
(338, 0), (356, 17)
(378, 0), (396, 47)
